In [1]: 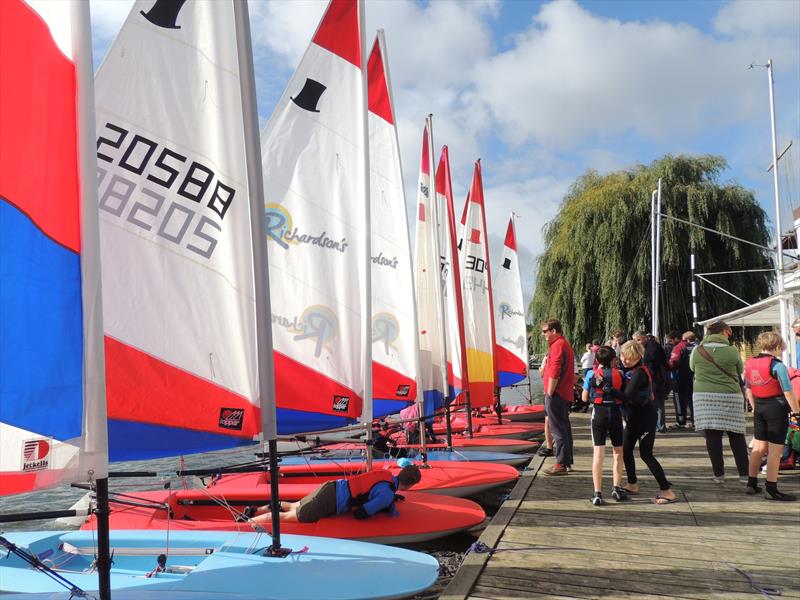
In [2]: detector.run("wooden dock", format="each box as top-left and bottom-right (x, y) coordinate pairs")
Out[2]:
(441, 410), (800, 600)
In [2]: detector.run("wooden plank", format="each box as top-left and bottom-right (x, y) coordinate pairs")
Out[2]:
(441, 403), (800, 600)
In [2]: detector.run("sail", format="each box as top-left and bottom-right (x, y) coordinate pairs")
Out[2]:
(94, 0), (262, 460)
(413, 123), (448, 416)
(458, 161), (497, 407)
(261, 0), (368, 433)
(435, 147), (469, 399)
(1, 0), (107, 494)
(368, 33), (418, 417)
(494, 215), (528, 386)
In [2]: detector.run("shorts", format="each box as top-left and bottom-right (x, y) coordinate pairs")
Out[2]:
(754, 398), (790, 444)
(591, 404), (623, 447)
(295, 480), (338, 523)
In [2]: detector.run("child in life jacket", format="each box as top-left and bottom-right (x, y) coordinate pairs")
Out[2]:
(744, 332), (800, 501)
(581, 346), (630, 506)
(252, 465), (423, 523)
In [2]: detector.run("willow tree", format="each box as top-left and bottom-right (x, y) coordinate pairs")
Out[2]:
(530, 155), (773, 346)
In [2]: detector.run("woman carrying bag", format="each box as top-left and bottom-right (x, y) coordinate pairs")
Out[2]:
(689, 321), (749, 483)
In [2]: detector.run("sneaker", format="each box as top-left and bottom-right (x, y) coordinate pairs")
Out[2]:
(712, 475), (725, 484)
(738, 476), (749, 484)
(611, 487), (631, 502)
(543, 463), (568, 476)
(765, 488), (797, 502)
(565, 465), (573, 472)
(537, 446), (554, 457)
(746, 484), (762, 495)
(591, 493), (604, 506)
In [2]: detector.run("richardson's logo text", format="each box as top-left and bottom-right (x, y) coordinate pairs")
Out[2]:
(499, 301), (524, 320)
(264, 204), (348, 253)
(218, 408), (244, 431)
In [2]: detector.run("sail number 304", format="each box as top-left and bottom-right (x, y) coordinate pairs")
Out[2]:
(96, 122), (235, 259)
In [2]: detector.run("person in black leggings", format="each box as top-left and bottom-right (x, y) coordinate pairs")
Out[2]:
(615, 340), (677, 504)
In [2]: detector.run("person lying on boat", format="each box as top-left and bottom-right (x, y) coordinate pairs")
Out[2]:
(250, 465), (422, 524)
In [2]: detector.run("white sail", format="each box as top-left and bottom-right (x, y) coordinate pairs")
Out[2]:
(413, 122), (448, 414)
(368, 32), (418, 413)
(494, 214), (529, 386)
(94, 0), (261, 459)
(0, 0), (106, 494)
(261, 0), (368, 431)
(435, 147), (469, 397)
(458, 161), (496, 407)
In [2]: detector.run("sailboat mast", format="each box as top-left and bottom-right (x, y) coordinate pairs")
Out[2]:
(650, 189), (657, 335)
(72, 1), (110, 596)
(378, 29), (426, 458)
(767, 58), (789, 359)
(232, 0), (282, 552)
(359, 0), (373, 471)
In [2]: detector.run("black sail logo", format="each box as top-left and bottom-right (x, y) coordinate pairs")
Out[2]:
(291, 78), (326, 113)
(141, 0), (187, 29)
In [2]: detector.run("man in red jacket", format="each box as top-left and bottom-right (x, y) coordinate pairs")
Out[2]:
(541, 319), (576, 475)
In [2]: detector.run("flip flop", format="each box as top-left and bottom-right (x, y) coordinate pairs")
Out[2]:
(618, 487), (639, 495)
(652, 494), (678, 505)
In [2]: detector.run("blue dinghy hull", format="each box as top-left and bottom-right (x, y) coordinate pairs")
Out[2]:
(0, 530), (439, 600)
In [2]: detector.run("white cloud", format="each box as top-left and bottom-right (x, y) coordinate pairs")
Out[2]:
(714, 0), (800, 37)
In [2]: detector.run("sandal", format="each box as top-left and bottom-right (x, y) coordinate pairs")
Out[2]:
(652, 494), (678, 505)
(618, 487), (639, 495)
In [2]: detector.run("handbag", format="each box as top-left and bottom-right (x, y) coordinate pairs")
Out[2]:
(696, 345), (749, 407)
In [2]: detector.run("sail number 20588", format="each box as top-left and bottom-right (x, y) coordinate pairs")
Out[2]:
(96, 122), (235, 259)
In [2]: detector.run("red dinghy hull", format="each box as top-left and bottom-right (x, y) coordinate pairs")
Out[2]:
(83, 488), (486, 545)
(208, 461), (520, 498)
(479, 404), (546, 422)
(327, 436), (539, 454)
(433, 418), (544, 440)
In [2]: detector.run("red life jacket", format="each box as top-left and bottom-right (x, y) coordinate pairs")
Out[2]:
(745, 355), (783, 399)
(591, 367), (623, 406)
(347, 470), (396, 507)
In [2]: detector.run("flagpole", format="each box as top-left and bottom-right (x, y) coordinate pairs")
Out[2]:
(359, 0), (374, 471)
(72, 1), (110, 596)
(232, 0), (283, 555)
(654, 177), (663, 339)
(767, 59), (789, 360)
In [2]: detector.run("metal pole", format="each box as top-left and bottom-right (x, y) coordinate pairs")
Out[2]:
(651, 190), (657, 335)
(767, 59), (789, 361)
(233, 0), (283, 554)
(690, 253), (698, 324)
(654, 178), (663, 338)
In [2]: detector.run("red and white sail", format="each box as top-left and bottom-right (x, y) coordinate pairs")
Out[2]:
(413, 122), (448, 414)
(494, 214), (528, 386)
(435, 147), (469, 398)
(261, 0), (368, 431)
(458, 161), (497, 407)
(368, 32), (418, 413)
(1, 0), (107, 493)
(94, 0), (262, 459)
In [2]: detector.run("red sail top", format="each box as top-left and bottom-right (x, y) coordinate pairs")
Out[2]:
(313, 0), (361, 68)
(367, 37), (392, 124)
(419, 124), (430, 175)
(504, 217), (517, 251)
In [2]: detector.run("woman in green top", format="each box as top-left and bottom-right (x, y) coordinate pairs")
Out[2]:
(689, 321), (749, 483)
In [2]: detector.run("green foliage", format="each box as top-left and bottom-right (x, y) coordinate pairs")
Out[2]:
(530, 155), (773, 349)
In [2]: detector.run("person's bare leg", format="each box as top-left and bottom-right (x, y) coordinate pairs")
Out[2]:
(765, 442), (784, 482)
(591, 446), (604, 493)
(544, 416), (553, 449)
(251, 501), (299, 524)
(612, 446), (623, 488)
(748, 440), (767, 477)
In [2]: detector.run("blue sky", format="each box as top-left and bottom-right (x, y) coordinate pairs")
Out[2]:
(90, 0), (800, 308)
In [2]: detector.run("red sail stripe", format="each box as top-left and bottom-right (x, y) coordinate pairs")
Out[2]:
(0, 0), (80, 253)
(105, 337), (260, 438)
(367, 37), (393, 124)
(495, 345), (527, 376)
(373, 362), (416, 401)
(504, 217), (517, 250)
(312, 0), (361, 69)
